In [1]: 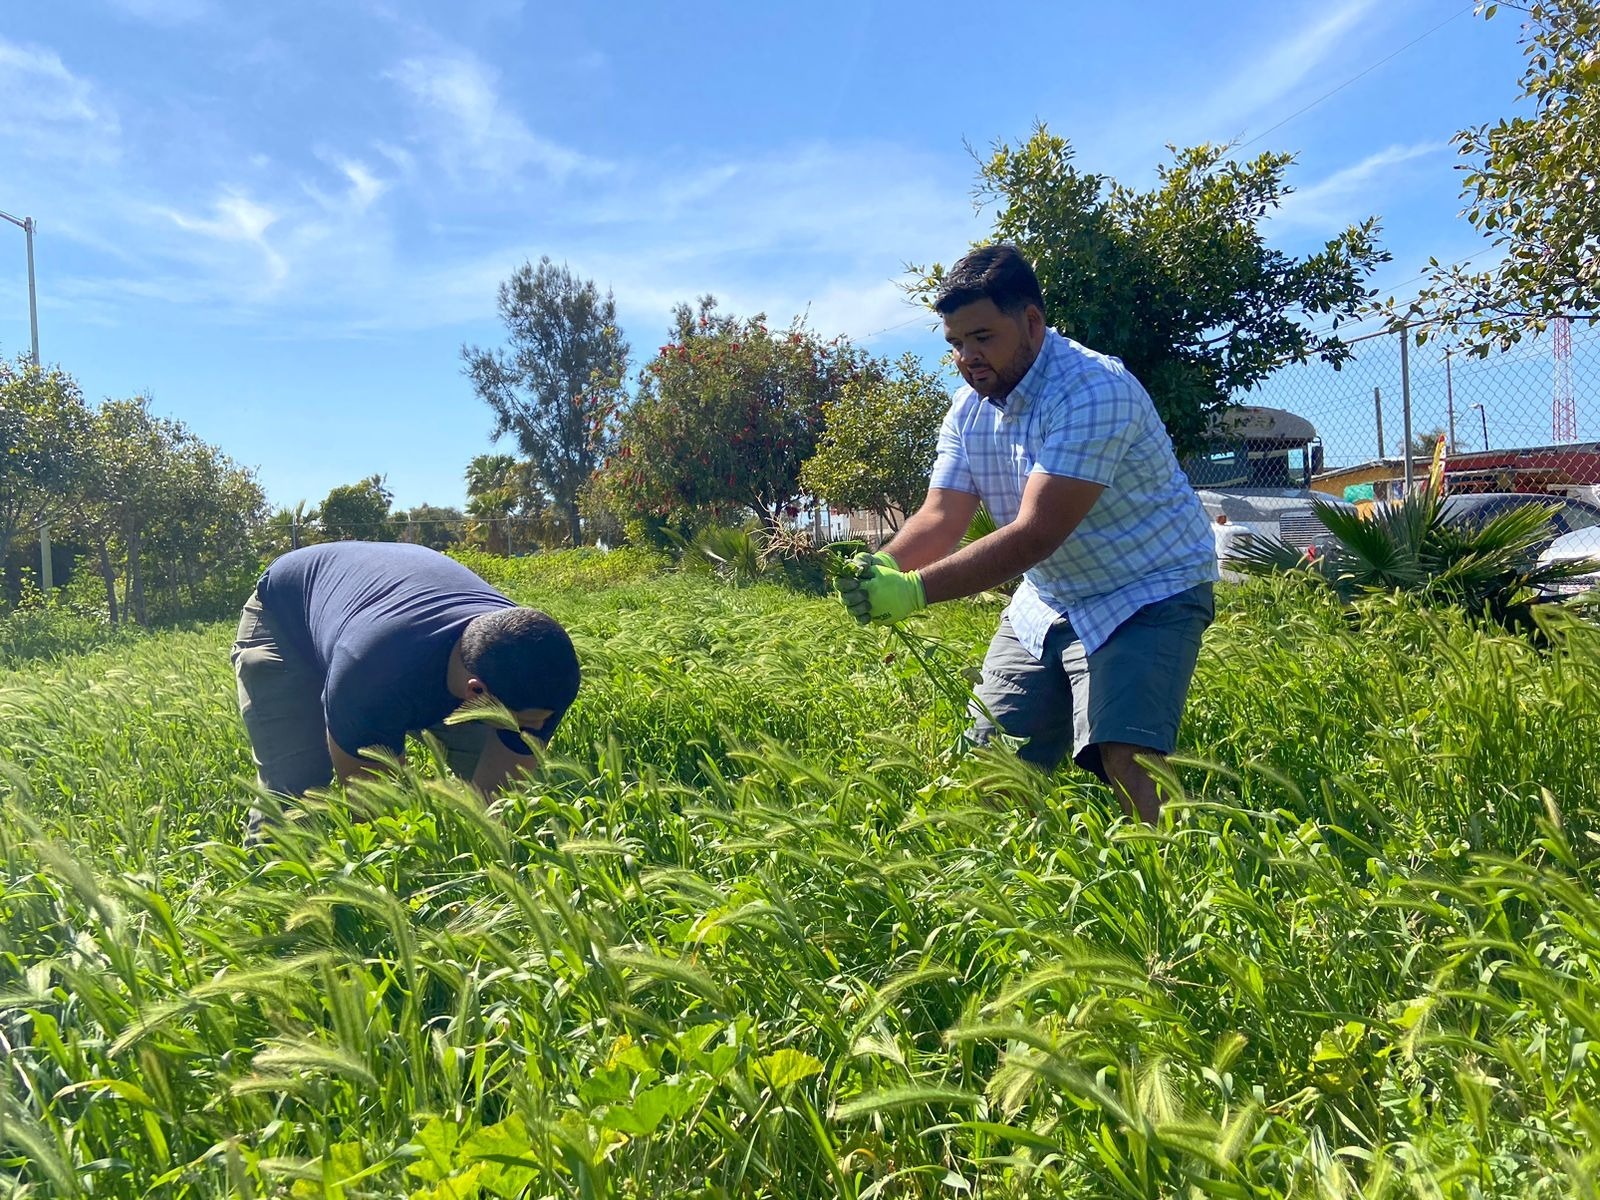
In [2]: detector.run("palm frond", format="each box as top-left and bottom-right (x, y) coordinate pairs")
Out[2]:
(1231, 485), (1587, 634)
(1228, 532), (1316, 577)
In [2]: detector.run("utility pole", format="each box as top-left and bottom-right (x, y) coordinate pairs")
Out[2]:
(1373, 387), (1385, 458)
(1470, 403), (1488, 452)
(1, 208), (50, 591)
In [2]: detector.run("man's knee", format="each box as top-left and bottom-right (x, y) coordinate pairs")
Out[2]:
(968, 710), (1069, 771)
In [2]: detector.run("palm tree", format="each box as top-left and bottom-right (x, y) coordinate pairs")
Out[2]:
(1231, 484), (1600, 630)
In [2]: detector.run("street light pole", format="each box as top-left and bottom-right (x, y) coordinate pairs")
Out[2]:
(1, 208), (50, 590)
(1469, 403), (1488, 452)
(0, 209), (39, 366)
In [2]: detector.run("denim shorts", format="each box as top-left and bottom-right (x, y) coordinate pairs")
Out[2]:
(968, 583), (1214, 781)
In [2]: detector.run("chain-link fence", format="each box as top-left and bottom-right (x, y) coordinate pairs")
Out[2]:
(1250, 314), (1600, 508)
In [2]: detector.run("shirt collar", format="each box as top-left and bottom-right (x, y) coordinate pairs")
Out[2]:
(983, 330), (1056, 417)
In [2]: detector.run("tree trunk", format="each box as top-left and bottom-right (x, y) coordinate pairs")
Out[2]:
(97, 539), (119, 626)
(565, 503), (582, 547)
(127, 528), (147, 626)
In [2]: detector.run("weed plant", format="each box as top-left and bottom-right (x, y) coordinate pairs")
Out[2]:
(1, 570), (1597, 1196)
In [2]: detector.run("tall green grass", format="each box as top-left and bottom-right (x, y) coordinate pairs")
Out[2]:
(1, 570), (1597, 1197)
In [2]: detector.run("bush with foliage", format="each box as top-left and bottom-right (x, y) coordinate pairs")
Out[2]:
(1233, 470), (1600, 630)
(598, 299), (872, 532)
(447, 544), (669, 594)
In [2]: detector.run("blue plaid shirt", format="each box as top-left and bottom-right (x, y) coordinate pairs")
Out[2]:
(930, 330), (1217, 659)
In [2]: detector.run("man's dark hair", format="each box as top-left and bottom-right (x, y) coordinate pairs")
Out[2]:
(933, 244), (1046, 317)
(459, 607), (581, 732)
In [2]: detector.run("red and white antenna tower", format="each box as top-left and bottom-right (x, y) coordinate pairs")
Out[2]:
(1553, 316), (1577, 442)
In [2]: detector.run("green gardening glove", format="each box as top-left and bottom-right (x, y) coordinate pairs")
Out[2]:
(836, 550), (899, 623)
(858, 563), (926, 625)
(836, 568), (874, 623)
(848, 550), (899, 578)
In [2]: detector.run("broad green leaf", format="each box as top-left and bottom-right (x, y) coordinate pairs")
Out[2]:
(755, 1047), (825, 1091)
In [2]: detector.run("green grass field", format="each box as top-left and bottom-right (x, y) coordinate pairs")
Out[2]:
(2, 557), (1598, 1198)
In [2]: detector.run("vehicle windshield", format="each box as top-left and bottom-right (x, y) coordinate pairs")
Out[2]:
(1183, 442), (1313, 489)
(1446, 495), (1600, 536)
(1559, 502), (1600, 533)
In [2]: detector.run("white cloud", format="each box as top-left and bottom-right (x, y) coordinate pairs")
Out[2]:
(1085, 0), (1386, 176)
(304, 156), (388, 215)
(0, 37), (120, 162)
(1200, 0), (1382, 141)
(302, 139), (979, 344)
(1274, 142), (1442, 231)
(385, 51), (603, 182)
(159, 192), (289, 289)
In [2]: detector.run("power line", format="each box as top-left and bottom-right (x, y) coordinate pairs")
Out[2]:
(863, 310), (933, 340)
(1237, 3), (1477, 152)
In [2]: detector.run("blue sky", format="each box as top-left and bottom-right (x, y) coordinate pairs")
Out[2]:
(0, 0), (1532, 510)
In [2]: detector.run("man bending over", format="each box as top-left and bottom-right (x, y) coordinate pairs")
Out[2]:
(232, 540), (580, 835)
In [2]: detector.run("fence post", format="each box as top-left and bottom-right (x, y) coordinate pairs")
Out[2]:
(39, 522), (52, 591)
(1373, 387), (1385, 459)
(1445, 349), (1457, 454)
(1399, 327), (1415, 495)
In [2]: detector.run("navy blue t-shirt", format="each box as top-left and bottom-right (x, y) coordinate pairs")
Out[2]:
(256, 542), (516, 756)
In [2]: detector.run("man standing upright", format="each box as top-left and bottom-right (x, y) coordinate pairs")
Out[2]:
(232, 541), (581, 835)
(837, 245), (1216, 822)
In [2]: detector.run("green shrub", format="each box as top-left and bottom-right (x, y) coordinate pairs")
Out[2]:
(1234, 485), (1600, 630)
(0, 578), (129, 666)
(448, 544), (670, 594)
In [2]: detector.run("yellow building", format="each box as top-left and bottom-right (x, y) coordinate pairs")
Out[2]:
(1310, 459), (1415, 516)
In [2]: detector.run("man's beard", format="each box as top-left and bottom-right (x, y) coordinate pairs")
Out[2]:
(974, 342), (1038, 402)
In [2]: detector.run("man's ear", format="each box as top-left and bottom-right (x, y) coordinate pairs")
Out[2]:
(1026, 304), (1046, 345)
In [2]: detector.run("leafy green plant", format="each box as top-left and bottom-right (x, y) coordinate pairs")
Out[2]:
(667, 522), (767, 585)
(1232, 485), (1600, 629)
(3, 571), (1600, 1196)
(0, 575), (127, 667)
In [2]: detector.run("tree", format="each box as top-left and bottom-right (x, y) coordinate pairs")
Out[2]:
(261, 500), (319, 557)
(462, 257), (630, 545)
(66, 397), (177, 626)
(1410, 427), (1451, 459)
(1403, 1), (1600, 352)
(912, 127), (1389, 454)
(0, 359), (92, 600)
(393, 502), (466, 551)
(800, 353), (951, 531)
(464, 453), (544, 554)
(320, 475), (394, 542)
(600, 298), (873, 532)
(139, 430), (266, 622)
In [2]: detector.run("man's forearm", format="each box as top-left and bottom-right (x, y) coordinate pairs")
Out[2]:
(883, 510), (967, 572)
(471, 735), (541, 798)
(917, 522), (1059, 604)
